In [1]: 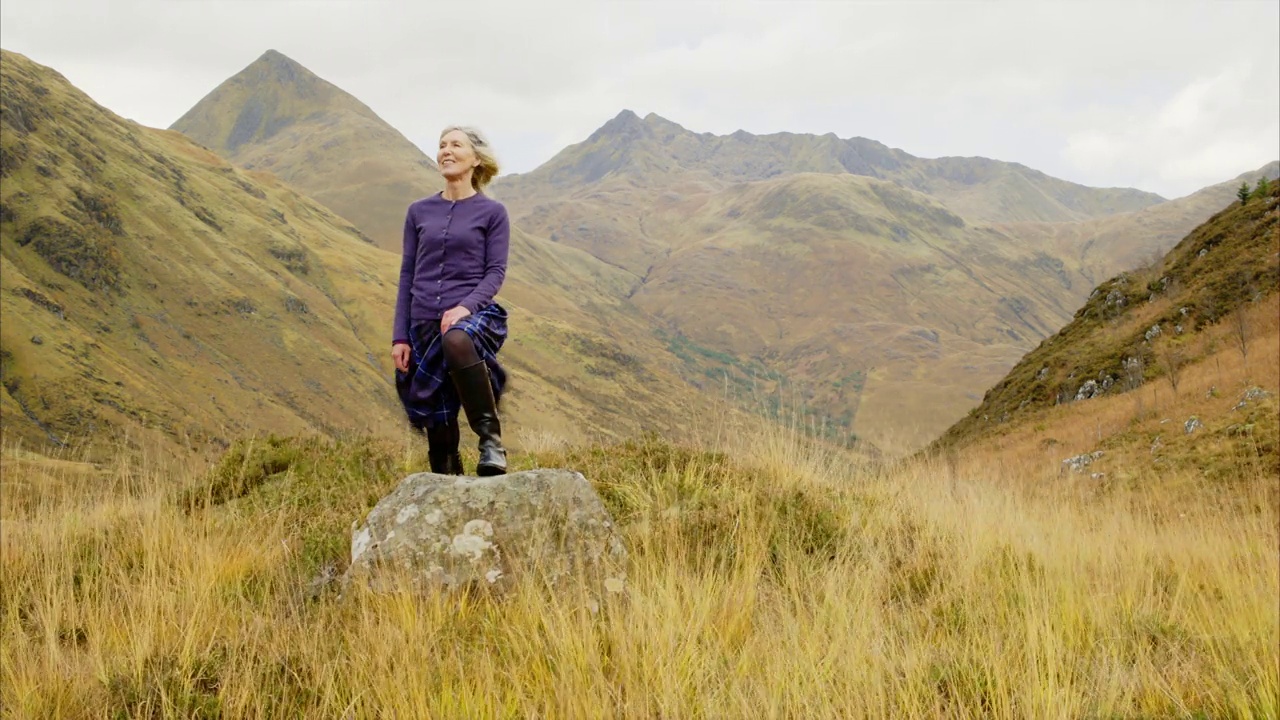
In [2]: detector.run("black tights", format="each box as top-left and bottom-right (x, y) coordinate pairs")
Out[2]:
(425, 328), (480, 454)
(426, 421), (458, 454)
(442, 328), (480, 370)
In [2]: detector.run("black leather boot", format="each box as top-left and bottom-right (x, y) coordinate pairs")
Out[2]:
(426, 422), (463, 475)
(450, 359), (507, 476)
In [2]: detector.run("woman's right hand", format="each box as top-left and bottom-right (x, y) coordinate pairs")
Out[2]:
(392, 343), (411, 373)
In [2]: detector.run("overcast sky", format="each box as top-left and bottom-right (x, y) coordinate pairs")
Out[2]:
(2, 0), (1276, 199)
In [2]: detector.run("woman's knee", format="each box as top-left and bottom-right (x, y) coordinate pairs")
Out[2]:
(442, 328), (478, 366)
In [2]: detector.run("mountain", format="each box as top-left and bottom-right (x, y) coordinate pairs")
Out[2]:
(498, 109), (1165, 225)
(934, 181), (1279, 453)
(0, 50), (728, 456)
(487, 113), (1268, 452)
(170, 50), (443, 252)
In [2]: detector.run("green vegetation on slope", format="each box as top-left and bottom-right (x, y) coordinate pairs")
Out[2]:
(620, 172), (1092, 452)
(935, 183), (1280, 450)
(1, 49), (407, 453)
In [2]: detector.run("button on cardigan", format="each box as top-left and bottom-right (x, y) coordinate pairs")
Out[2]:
(392, 192), (510, 345)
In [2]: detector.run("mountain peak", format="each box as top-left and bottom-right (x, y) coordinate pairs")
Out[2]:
(250, 49), (309, 79)
(170, 47), (443, 250)
(588, 109), (649, 143)
(171, 49), (375, 153)
(641, 112), (690, 134)
(607, 108), (644, 129)
(585, 110), (691, 144)
(233, 49), (329, 97)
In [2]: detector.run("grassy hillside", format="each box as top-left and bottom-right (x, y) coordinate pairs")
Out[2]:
(1, 49), (407, 453)
(497, 168), (1097, 452)
(170, 50), (444, 252)
(2, 401), (1274, 717)
(627, 172), (1100, 452)
(935, 183), (1279, 453)
(938, 293), (1278, 498)
(0, 49), (730, 457)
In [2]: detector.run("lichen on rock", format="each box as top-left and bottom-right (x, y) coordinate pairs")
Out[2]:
(344, 468), (629, 604)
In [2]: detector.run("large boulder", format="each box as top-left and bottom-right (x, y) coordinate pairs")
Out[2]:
(344, 468), (628, 603)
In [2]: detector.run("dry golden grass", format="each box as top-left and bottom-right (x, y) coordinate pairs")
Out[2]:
(3, 388), (1277, 718)
(955, 294), (1280, 507)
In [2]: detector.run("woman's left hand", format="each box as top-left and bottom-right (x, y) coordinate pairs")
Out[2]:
(441, 306), (472, 333)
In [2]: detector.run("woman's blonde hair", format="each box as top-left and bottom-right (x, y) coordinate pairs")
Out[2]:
(440, 125), (500, 191)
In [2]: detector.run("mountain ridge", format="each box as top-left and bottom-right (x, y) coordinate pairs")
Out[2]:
(488, 115), (1272, 450)
(498, 108), (1168, 224)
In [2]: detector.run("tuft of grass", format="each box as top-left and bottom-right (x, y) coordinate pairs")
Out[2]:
(17, 215), (123, 292)
(537, 434), (851, 576)
(104, 650), (227, 719)
(178, 434), (303, 511)
(176, 433), (421, 578)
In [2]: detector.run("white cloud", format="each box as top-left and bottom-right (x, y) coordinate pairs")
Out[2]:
(1063, 61), (1278, 195)
(0, 0), (1275, 197)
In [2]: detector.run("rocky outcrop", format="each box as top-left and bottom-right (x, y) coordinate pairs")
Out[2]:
(1061, 451), (1104, 474)
(1234, 386), (1271, 411)
(344, 469), (629, 605)
(1074, 380), (1100, 401)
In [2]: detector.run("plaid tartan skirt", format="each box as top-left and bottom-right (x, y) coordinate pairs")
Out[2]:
(395, 302), (508, 429)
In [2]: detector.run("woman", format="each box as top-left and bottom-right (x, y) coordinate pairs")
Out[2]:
(392, 126), (510, 476)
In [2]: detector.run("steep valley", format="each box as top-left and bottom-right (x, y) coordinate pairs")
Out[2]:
(490, 111), (1275, 451)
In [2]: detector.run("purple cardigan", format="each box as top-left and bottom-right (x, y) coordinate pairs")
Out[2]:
(393, 192), (510, 345)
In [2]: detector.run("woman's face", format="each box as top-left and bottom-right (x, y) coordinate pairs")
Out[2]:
(438, 130), (480, 181)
